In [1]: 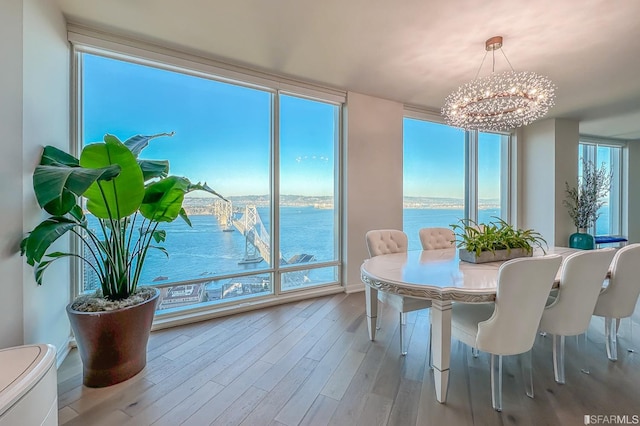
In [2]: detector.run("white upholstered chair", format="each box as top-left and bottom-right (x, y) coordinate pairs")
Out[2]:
(451, 255), (563, 411)
(592, 243), (640, 361)
(419, 227), (456, 250)
(365, 229), (431, 356)
(538, 248), (615, 383)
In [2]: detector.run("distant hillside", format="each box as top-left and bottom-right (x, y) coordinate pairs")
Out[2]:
(183, 195), (499, 215)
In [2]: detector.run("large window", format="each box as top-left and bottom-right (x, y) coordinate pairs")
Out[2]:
(579, 140), (623, 236)
(77, 51), (342, 314)
(403, 117), (510, 249)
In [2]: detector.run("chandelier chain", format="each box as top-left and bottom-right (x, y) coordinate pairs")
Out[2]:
(499, 47), (516, 72)
(474, 50), (489, 80)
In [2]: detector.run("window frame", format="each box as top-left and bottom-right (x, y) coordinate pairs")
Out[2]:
(402, 108), (512, 241)
(70, 33), (345, 321)
(578, 137), (626, 237)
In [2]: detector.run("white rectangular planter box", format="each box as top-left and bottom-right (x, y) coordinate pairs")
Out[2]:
(458, 248), (532, 264)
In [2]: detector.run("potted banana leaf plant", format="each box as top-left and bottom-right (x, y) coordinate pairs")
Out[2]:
(21, 132), (224, 387)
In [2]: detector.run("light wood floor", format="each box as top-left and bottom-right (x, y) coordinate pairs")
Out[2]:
(57, 292), (640, 426)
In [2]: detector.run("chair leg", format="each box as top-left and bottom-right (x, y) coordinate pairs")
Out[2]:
(552, 335), (565, 384)
(490, 354), (503, 412)
(521, 350), (534, 398)
(400, 312), (408, 356)
(605, 317), (618, 361)
(628, 319), (636, 353)
(376, 304), (382, 330)
(428, 326), (433, 368)
(577, 333), (590, 375)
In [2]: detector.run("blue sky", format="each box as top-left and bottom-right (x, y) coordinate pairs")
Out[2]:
(83, 53), (501, 199)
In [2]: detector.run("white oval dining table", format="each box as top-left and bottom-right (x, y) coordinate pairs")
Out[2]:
(360, 246), (578, 403)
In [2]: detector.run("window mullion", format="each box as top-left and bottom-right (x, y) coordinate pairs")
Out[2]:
(465, 130), (479, 222)
(272, 92), (281, 295)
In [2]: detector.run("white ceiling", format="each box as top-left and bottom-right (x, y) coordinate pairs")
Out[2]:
(56, 0), (640, 140)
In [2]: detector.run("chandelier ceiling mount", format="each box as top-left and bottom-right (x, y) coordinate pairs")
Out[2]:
(442, 35), (556, 132)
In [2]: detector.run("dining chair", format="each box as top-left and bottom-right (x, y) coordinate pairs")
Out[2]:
(592, 243), (640, 361)
(538, 248), (616, 383)
(451, 255), (563, 411)
(419, 227), (456, 250)
(365, 229), (432, 356)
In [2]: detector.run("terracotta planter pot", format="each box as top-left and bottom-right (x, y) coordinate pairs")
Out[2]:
(67, 288), (160, 387)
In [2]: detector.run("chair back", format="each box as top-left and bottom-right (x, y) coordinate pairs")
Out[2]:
(365, 229), (408, 258)
(419, 227), (456, 250)
(476, 255), (562, 355)
(539, 248), (615, 336)
(593, 243), (640, 319)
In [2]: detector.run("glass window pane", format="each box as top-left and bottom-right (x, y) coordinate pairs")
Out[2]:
(279, 95), (339, 290)
(478, 132), (507, 223)
(578, 142), (622, 237)
(81, 53), (273, 307)
(403, 118), (465, 250)
(282, 266), (338, 291)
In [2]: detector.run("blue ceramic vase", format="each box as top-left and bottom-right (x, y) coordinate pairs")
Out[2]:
(569, 229), (595, 250)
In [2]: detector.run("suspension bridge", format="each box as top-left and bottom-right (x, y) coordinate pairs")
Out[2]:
(213, 200), (315, 267)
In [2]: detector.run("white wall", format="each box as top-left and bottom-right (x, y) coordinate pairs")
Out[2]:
(22, 0), (71, 360)
(0, 0), (70, 358)
(343, 92), (403, 292)
(519, 118), (579, 247)
(0, 0), (26, 348)
(553, 119), (580, 245)
(520, 120), (557, 244)
(626, 141), (640, 243)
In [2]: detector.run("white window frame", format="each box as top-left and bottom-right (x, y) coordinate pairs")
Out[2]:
(579, 137), (626, 237)
(403, 107), (512, 227)
(69, 27), (346, 324)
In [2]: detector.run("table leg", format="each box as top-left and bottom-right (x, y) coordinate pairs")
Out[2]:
(431, 300), (452, 403)
(365, 285), (378, 340)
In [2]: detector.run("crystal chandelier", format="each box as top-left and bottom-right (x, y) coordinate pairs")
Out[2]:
(442, 36), (556, 132)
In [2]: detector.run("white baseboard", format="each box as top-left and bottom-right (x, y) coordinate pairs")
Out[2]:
(55, 336), (75, 369)
(344, 282), (365, 294)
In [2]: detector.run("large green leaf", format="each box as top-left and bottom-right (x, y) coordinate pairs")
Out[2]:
(124, 132), (175, 157)
(21, 217), (79, 266)
(40, 145), (79, 166)
(33, 163), (121, 215)
(80, 135), (145, 219)
(139, 176), (189, 222)
(139, 159), (169, 181)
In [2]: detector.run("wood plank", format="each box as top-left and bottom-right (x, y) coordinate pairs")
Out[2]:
(55, 293), (640, 426)
(181, 360), (273, 426)
(239, 357), (318, 426)
(320, 349), (365, 400)
(151, 381), (225, 426)
(210, 386), (268, 426)
(274, 329), (359, 425)
(298, 395), (339, 426)
(58, 406), (78, 425)
(121, 373), (225, 425)
(356, 392), (393, 426)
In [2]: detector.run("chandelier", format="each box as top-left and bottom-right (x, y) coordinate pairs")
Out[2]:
(442, 36), (556, 132)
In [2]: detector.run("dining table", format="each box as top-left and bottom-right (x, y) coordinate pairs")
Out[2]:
(360, 246), (578, 403)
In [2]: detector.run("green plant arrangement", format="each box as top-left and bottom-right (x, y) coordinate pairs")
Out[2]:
(563, 159), (611, 231)
(20, 132), (226, 387)
(21, 132), (224, 303)
(451, 218), (547, 261)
